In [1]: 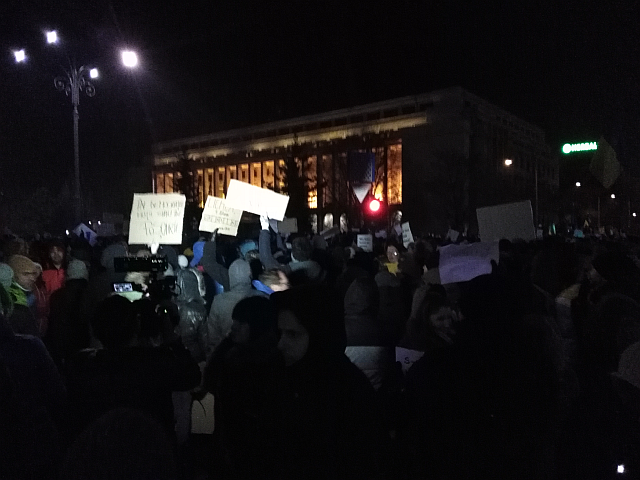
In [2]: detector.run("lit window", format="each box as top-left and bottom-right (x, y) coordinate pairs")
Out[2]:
(263, 160), (275, 189)
(387, 144), (402, 204)
(156, 173), (165, 193)
(251, 162), (262, 187)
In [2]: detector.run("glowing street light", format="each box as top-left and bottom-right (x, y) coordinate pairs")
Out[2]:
(611, 194), (616, 199)
(89, 68), (99, 79)
(121, 50), (138, 68)
(504, 159), (513, 166)
(633, 213), (637, 218)
(13, 49), (26, 63)
(575, 182), (581, 187)
(46, 30), (58, 44)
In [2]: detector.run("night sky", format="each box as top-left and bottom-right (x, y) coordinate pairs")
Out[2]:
(1, 0), (638, 213)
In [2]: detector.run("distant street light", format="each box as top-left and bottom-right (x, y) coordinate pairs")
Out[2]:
(611, 194), (616, 199)
(46, 31), (58, 44)
(89, 68), (99, 79)
(633, 213), (637, 217)
(575, 182), (581, 187)
(13, 49), (26, 63)
(504, 159), (513, 166)
(121, 50), (138, 68)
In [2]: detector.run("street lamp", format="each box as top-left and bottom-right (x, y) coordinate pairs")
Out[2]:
(121, 50), (138, 68)
(504, 159), (513, 166)
(611, 194), (616, 199)
(13, 49), (26, 63)
(575, 182), (581, 187)
(46, 31), (58, 44)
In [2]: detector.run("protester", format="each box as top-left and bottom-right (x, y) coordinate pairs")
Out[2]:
(65, 295), (201, 439)
(252, 268), (290, 295)
(41, 240), (67, 297)
(206, 258), (265, 356)
(6, 254), (45, 336)
(174, 267), (208, 363)
(46, 259), (91, 365)
(269, 286), (384, 479)
(202, 296), (280, 478)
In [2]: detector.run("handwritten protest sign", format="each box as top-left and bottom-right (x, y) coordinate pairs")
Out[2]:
(401, 222), (414, 248)
(438, 241), (499, 284)
(199, 196), (242, 236)
(357, 234), (373, 252)
(128, 193), (186, 245)
(476, 200), (535, 243)
(225, 180), (290, 221)
(395, 347), (425, 374)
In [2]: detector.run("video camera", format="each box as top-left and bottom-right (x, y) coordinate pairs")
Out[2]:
(113, 255), (176, 303)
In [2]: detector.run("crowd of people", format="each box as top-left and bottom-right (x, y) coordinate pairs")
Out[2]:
(1, 218), (639, 479)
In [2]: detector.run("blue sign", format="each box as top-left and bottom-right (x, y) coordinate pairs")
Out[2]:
(348, 152), (375, 183)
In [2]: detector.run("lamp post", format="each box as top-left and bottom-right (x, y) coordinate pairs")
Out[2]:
(55, 65), (97, 223)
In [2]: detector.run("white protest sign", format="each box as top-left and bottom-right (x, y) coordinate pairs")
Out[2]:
(401, 222), (414, 248)
(73, 223), (98, 246)
(321, 225), (340, 239)
(199, 196), (242, 236)
(395, 347), (425, 374)
(357, 234), (373, 252)
(438, 241), (499, 285)
(225, 180), (290, 221)
(128, 193), (186, 245)
(476, 200), (535, 243)
(277, 217), (298, 235)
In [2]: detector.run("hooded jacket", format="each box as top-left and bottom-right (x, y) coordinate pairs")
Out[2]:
(206, 259), (265, 357)
(175, 268), (208, 362)
(259, 230), (324, 285)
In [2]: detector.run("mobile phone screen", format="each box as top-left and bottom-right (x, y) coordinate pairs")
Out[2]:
(113, 282), (133, 293)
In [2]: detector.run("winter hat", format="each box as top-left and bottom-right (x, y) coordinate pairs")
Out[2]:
(0, 263), (13, 290)
(613, 341), (640, 391)
(7, 255), (38, 277)
(189, 241), (205, 268)
(67, 259), (89, 281)
(239, 240), (258, 259)
(228, 259), (252, 290)
(178, 255), (189, 268)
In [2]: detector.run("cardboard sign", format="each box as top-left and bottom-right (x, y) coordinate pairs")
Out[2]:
(277, 218), (298, 235)
(128, 193), (186, 245)
(199, 196), (242, 236)
(395, 347), (425, 374)
(73, 223), (98, 246)
(476, 200), (536, 243)
(401, 222), (414, 248)
(357, 234), (373, 252)
(225, 180), (290, 221)
(438, 241), (499, 285)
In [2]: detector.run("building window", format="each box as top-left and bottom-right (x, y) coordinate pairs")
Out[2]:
(263, 160), (275, 189)
(340, 213), (348, 233)
(251, 162), (262, 187)
(277, 159), (286, 191)
(309, 213), (318, 234)
(156, 173), (165, 193)
(197, 169), (204, 207)
(321, 154), (333, 207)
(165, 173), (174, 193)
(306, 156), (317, 209)
(205, 168), (214, 198)
(239, 163), (249, 183)
(323, 213), (334, 230)
(387, 144), (402, 204)
(227, 165), (238, 188)
(216, 167), (225, 198)
(334, 153), (348, 205)
(372, 147), (386, 202)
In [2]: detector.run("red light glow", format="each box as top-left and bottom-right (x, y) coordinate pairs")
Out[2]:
(369, 199), (381, 212)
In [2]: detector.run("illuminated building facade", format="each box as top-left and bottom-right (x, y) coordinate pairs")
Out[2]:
(152, 87), (556, 235)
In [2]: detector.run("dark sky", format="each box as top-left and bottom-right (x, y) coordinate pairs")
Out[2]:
(1, 0), (638, 211)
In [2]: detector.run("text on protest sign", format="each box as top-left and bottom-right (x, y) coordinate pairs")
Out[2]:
(225, 180), (290, 221)
(438, 241), (499, 285)
(199, 196), (243, 236)
(128, 193), (186, 245)
(395, 347), (425, 374)
(357, 234), (373, 252)
(401, 222), (414, 248)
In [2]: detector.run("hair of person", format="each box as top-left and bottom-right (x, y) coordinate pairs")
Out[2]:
(91, 296), (139, 349)
(232, 296), (277, 340)
(259, 268), (284, 288)
(61, 408), (177, 480)
(291, 236), (313, 262)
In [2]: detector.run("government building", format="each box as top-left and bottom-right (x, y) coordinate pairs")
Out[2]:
(152, 87), (556, 236)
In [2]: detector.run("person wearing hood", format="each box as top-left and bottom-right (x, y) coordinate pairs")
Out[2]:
(344, 276), (394, 391)
(198, 231), (231, 313)
(174, 267), (208, 363)
(6, 255), (45, 336)
(268, 286), (384, 479)
(259, 216), (324, 285)
(206, 258), (265, 357)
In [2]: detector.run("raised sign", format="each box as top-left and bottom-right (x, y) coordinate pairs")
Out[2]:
(128, 193), (186, 245)
(199, 196), (243, 236)
(225, 180), (290, 221)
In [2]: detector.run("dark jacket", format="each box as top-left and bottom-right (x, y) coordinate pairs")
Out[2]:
(259, 230), (324, 283)
(175, 268), (208, 362)
(65, 339), (201, 438)
(46, 278), (90, 365)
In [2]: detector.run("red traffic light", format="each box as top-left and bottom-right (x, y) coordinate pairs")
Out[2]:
(368, 199), (381, 212)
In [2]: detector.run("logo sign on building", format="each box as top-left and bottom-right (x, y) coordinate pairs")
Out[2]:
(199, 196), (243, 236)
(476, 200), (536, 243)
(357, 234), (373, 252)
(128, 193), (186, 245)
(562, 142), (598, 154)
(225, 180), (290, 221)
(348, 152), (376, 183)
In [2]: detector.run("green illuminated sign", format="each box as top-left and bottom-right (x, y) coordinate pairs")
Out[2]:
(562, 142), (597, 154)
